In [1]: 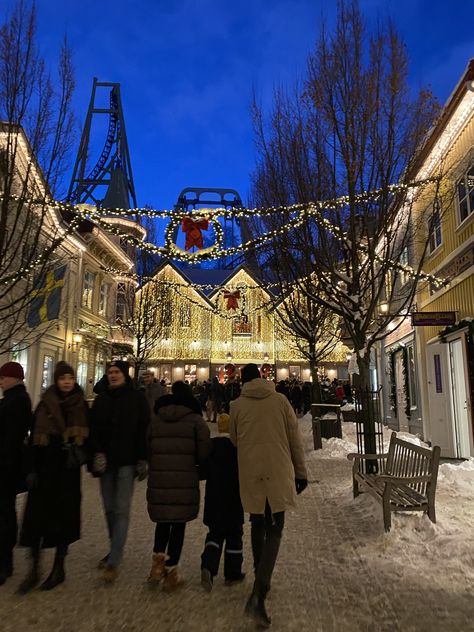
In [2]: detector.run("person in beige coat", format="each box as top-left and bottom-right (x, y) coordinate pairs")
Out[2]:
(229, 364), (307, 629)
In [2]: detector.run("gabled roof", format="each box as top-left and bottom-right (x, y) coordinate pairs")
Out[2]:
(207, 264), (272, 301)
(147, 259), (215, 308)
(409, 58), (474, 177)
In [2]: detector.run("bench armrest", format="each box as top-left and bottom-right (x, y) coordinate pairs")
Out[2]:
(378, 474), (434, 484)
(347, 452), (388, 461)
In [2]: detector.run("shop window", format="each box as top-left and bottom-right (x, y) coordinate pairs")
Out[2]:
(95, 351), (106, 385)
(457, 164), (474, 223)
(82, 271), (95, 309)
(41, 355), (54, 392)
(76, 347), (88, 389)
(184, 364), (197, 382)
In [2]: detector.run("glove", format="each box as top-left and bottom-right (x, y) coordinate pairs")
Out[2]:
(136, 460), (148, 481)
(93, 452), (107, 475)
(25, 472), (38, 490)
(295, 478), (308, 495)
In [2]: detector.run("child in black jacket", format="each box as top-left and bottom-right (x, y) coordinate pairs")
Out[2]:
(200, 412), (244, 591)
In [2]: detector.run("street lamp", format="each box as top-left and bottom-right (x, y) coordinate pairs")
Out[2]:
(226, 352), (233, 362)
(263, 352), (269, 362)
(378, 301), (389, 315)
(68, 333), (83, 353)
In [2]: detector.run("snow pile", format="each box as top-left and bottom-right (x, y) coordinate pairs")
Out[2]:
(300, 411), (474, 587)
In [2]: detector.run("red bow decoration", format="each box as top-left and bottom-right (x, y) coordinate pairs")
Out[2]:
(223, 290), (240, 311)
(181, 217), (209, 251)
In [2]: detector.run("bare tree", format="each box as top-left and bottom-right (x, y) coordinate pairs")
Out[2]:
(115, 216), (170, 380)
(251, 0), (442, 449)
(0, 1), (76, 352)
(273, 277), (340, 402)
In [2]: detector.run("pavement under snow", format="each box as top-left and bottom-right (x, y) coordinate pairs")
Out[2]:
(1, 414), (474, 631)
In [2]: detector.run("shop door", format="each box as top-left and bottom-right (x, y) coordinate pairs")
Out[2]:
(426, 343), (455, 457)
(395, 351), (409, 432)
(448, 338), (472, 458)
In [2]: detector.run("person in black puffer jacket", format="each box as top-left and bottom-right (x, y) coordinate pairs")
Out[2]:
(199, 412), (244, 592)
(0, 362), (32, 587)
(89, 360), (150, 583)
(146, 381), (211, 591)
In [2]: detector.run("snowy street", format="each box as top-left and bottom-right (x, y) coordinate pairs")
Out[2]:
(1, 415), (474, 632)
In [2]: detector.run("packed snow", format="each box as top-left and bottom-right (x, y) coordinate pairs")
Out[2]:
(300, 412), (474, 584)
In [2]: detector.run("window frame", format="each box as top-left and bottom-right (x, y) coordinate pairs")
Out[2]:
(456, 164), (474, 224)
(82, 270), (96, 310)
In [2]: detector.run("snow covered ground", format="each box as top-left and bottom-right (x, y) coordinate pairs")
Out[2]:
(0, 414), (473, 631)
(312, 415), (474, 580)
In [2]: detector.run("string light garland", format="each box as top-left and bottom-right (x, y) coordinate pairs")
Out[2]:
(0, 175), (444, 288)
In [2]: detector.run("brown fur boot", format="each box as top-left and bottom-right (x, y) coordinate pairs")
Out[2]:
(147, 553), (167, 584)
(162, 566), (184, 592)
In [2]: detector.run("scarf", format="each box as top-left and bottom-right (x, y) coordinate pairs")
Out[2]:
(33, 384), (89, 447)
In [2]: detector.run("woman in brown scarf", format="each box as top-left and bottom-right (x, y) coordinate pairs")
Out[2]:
(17, 361), (89, 594)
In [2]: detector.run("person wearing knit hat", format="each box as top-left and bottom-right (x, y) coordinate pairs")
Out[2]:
(89, 358), (150, 583)
(199, 408), (244, 592)
(0, 362), (32, 586)
(17, 360), (89, 594)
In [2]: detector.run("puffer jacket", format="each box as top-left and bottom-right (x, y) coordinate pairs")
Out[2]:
(147, 396), (211, 523)
(229, 378), (307, 514)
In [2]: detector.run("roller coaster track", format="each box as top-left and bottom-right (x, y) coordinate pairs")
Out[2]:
(67, 89), (118, 203)
(85, 90), (118, 182)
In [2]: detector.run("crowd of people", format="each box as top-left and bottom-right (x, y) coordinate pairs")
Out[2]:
(0, 359), (307, 629)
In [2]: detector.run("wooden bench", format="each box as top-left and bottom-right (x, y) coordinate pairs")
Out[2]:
(347, 432), (441, 531)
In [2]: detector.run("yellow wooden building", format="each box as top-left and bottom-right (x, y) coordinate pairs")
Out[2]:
(410, 60), (474, 457)
(142, 261), (349, 384)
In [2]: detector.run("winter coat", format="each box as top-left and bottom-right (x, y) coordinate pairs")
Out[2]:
(0, 383), (32, 494)
(142, 381), (167, 415)
(147, 396), (211, 523)
(201, 436), (243, 531)
(229, 378), (307, 515)
(223, 379), (241, 412)
(20, 385), (89, 548)
(89, 383), (150, 466)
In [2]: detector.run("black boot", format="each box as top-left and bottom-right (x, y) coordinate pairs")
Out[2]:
(0, 549), (13, 586)
(17, 546), (40, 595)
(245, 582), (271, 628)
(40, 546), (67, 591)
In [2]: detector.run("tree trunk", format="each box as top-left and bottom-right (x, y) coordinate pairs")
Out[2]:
(309, 359), (322, 404)
(356, 349), (378, 470)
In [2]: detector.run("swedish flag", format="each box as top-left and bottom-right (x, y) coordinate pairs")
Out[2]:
(27, 264), (67, 328)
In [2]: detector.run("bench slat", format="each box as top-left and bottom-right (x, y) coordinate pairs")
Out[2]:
(351, 431), (440, 531)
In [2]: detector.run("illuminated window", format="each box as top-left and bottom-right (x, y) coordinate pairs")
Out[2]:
(399, 248), (409, 286)
(457, 165), (474, 222)
(41, 355), (54, 392)
(99, 282), (109, 316)
(82, 271), (95, 309)
(179, 303), (191, 328)
(76, 347), (88, 389)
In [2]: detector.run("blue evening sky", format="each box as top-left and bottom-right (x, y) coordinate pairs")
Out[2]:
(24, 0), (474, 209)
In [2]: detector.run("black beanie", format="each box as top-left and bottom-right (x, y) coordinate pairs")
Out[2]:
(241, 363), (261, 384)
(54, 361), (75, 383)
(107, 360), (130, 380)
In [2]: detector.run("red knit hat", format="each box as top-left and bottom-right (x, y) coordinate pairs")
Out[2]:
(0, 361), (25, 380)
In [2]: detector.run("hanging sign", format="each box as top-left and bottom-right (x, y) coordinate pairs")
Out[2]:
(411, 311), (456, 326)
